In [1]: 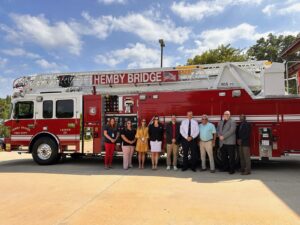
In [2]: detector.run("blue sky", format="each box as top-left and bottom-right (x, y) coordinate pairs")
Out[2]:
(0, 0), (299, 97)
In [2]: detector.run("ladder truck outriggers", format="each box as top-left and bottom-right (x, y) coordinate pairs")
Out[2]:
(4, 61), (300, 165)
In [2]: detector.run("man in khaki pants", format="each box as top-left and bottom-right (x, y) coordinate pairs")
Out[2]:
(165, 114), (180, 171)
(199, 114), (217, 173)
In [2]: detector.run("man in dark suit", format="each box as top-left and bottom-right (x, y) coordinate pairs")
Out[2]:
(237, 114), (251, 175)
(180, 111), (200, 172)
(165, 114), (181, 171)
(217, 111), (237, 174)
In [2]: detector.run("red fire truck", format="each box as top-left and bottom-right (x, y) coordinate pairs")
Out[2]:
(4, 61), (300, 165)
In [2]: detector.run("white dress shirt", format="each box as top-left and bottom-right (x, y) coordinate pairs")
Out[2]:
(180, 118), (199, 139)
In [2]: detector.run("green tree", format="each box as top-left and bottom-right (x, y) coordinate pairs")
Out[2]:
(0, 96), (10, 119)
(247, 33), (300, 62)
(187, 44), (247, 65)
(0, 96), (11, 137)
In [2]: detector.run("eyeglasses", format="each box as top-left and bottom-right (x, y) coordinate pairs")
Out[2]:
(202, 118), (208, 120)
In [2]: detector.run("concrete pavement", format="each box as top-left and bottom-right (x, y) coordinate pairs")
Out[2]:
(0, 152), (299, 225)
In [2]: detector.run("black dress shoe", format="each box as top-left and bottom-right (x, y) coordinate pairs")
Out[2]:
(229, 171), (235, 174)
(242, 171), (251, 175)
(181, 168), (188, 171)
(191, 168), (196, 172)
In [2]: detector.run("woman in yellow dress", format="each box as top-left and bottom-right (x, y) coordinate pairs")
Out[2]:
(135, 119), (149, 169)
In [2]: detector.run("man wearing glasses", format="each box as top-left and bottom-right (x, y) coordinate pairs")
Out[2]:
(199, 114), (216, 173)
(180, 111), (199, 172)
(217, 111), (237, 174)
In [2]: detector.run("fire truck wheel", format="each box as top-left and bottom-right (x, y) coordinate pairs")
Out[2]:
(213, 147), (223, 168)
(177, 145), (192, 168)
(214, 146), (240, 169)
(32, 137), (58, 165)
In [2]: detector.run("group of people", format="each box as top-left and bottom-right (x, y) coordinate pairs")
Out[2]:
(103, 110), (252, 175)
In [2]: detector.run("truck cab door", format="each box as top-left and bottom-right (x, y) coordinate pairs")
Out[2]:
(11, 100), (35, 145)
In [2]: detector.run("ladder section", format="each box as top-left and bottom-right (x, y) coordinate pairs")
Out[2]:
(12, 61), (284, 98)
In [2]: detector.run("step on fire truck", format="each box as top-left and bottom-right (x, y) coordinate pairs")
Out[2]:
(4, 61), (300, 165)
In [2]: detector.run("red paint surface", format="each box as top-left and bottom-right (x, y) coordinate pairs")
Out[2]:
(5, 88), (300, 157)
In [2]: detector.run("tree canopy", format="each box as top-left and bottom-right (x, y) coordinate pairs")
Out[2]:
(247, 33), (300, 62)
(187, 44), (247, 65)
(0, 96), (11, 137)
(187, 33), (300, 65)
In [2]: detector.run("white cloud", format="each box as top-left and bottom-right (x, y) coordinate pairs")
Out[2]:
(1, 10), (190, 58)
(262, 4), (275, 16)
(179, 23), (298, 57)
(263, 1), (300, 16)
(200, 23), (259, 47)
(0, 57), (8, 68)
(2, 48), (40, 59)
(181, 23), (259, 56)
(112, 13), (190, 44)
(70, 12), (113, 40)
(4, 14), (82, 55)
(171, 0), (263, 21)
(98, 0), (126, 4)
(81, 11), (191, 44)
(0, 24), (22, 43)
(95, 42), (175, 69)
(35, 59), (68, 72)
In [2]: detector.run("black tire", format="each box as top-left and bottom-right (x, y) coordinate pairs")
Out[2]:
(177, 144), (196, 168)
(32, 137), (58, 165)
(214, 146), (240, 169)
(55, 153), (62, 163)
(213, 147), (223, 169)
(70, 153), (83, 160)
(177, 145), (184, 168)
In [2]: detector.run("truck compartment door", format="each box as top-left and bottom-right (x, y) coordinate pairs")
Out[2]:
(83, 95), (102, 154)
(258, 127), (273, 158)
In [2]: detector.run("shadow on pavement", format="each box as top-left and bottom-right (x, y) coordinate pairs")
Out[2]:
(0, 155), (300, 216)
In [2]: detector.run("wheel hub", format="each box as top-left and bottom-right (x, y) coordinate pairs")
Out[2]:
(37, 144), (52, 160)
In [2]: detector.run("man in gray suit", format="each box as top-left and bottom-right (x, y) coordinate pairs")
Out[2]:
(217, 111), (237, 174)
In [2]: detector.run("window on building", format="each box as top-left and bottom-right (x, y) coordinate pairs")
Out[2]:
(14, 101), (34, 119)
(56, 100), (74, 118)
(43, 100), (53, 118)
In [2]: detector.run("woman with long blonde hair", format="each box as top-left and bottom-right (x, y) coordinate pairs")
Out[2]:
(135, 119), (149, 169)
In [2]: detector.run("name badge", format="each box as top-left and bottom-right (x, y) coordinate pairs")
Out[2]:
(112, 133), (115, 138)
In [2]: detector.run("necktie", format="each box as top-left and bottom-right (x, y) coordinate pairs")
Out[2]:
(222, 120), (227, 129)
(188, 120), (191, 137)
